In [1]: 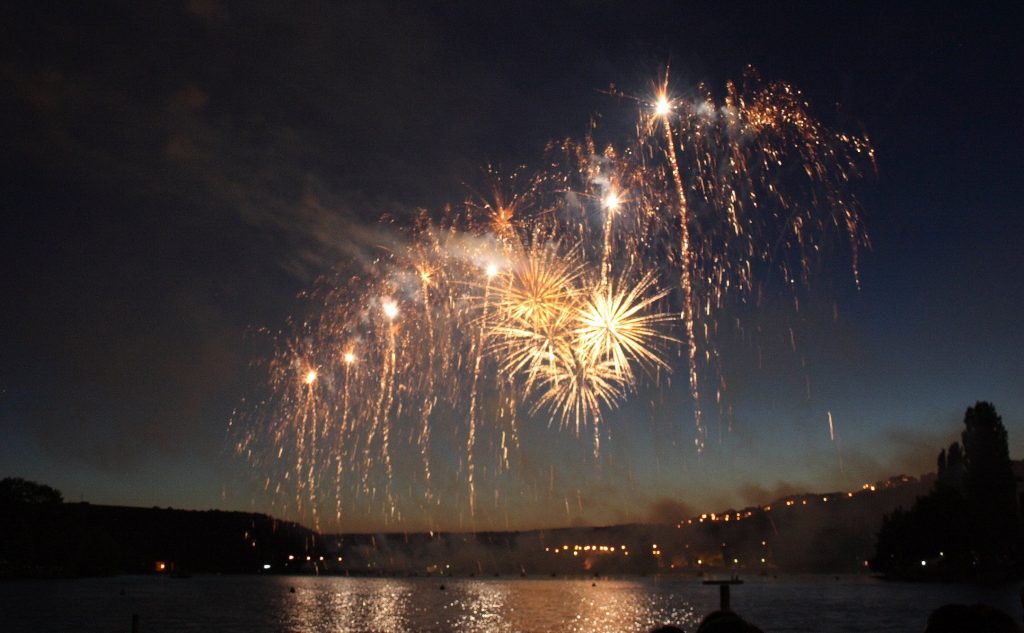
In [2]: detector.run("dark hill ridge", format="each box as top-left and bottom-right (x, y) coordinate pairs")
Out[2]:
(0, 473), (929, 578)
(313, 474), (930, 576)
(0, 502), (314, 577)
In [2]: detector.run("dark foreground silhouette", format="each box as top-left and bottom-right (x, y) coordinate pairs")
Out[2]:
(694, 610), (764, 632)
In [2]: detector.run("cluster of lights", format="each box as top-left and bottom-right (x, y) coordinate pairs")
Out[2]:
(283, 553), (342, 563)
(680, 510), (755, 526)
(545, 544), (630, 557)
(678, 487), (880, 527)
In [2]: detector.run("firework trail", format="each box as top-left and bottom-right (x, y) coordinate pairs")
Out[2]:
(333, 350), (355, 521)
(232, 67), (874, 529)
(655, 86), (704, 447)
(466, 265), (497, 518)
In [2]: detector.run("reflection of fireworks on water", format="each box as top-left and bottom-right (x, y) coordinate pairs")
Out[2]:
(232, 68), (874, 529)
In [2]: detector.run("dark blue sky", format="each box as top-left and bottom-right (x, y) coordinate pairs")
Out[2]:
(1, 1), (1021, 529)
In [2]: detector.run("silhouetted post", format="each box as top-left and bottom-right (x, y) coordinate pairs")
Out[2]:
(703, 579), (743, 611)
(131, 613), (140, 633)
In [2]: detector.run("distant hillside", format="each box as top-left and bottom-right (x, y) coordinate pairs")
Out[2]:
(0, 500), (314, 578)
(0, 474), (931, 577)
(663, 475), (932, 573)
(308, 474), (931, 576)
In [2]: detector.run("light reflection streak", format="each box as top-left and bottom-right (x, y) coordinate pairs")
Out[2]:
(273, 577), (705, 632)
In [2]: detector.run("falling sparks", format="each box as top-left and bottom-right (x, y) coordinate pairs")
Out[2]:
(232, 67), (874, 529)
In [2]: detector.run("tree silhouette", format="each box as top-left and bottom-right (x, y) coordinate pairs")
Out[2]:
(873, 402), (1021, 579)
(936, 442), (965, 491)
(961, 402), (1019, 564)
(0, 477), (63, 506)
(0, 477), (65, 577)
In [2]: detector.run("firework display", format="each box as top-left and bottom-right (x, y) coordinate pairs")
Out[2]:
(233, 69), (874, 530)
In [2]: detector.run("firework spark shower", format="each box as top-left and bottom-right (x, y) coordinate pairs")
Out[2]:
(4, 1), (1022, 540)
(233, 68), (876, 531)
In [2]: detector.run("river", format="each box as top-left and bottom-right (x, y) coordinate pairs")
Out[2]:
(1, 574), (1019, 632)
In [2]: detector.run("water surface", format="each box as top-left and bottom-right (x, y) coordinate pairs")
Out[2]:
(1, 574), (1019, 632)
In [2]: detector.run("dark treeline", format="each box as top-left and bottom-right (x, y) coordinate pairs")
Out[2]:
(872, 401), (1022, 581)
(0, 479), (314, 578)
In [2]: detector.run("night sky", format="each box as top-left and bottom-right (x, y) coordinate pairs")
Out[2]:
(2, 1), (1022, 531)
